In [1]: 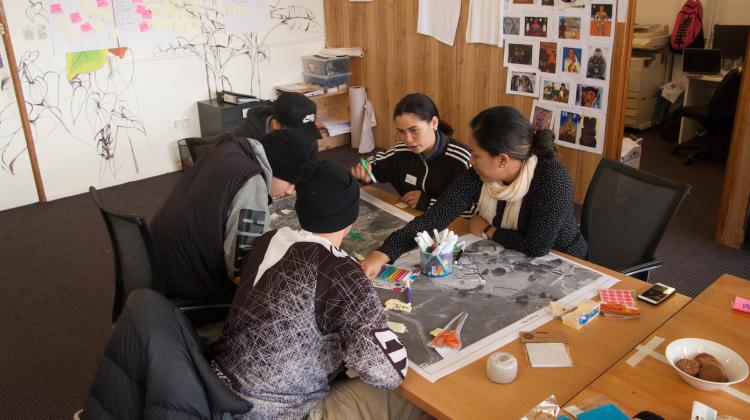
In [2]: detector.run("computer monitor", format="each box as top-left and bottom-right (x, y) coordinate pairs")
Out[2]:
(713, 25), (750, 61)
(682, 48), (723, 74)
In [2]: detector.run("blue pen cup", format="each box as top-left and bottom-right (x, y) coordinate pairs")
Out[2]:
(419, 249), (454, 278)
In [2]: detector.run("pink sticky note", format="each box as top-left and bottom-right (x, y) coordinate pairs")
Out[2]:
(139, 21), (151, 32)
(97, 0), (110, 7)
(50, 4), (63, 14)
(142, 9), (153, 19)
(135, 4), (146, 14)
(70, 12), (82, 24)
(132, 0), (143, 3)
(732, 296), (750, 314)
(81, 22), (94, 32)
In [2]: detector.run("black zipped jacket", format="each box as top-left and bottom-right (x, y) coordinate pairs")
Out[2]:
(366, 131), (474, 215)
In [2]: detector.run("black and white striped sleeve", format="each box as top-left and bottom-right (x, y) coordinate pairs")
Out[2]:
(366, 143), (408, 185)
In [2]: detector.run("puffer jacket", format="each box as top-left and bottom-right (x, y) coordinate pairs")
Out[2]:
(80, 289), (252, 420)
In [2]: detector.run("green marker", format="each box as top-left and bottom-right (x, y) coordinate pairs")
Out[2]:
(359, 157), (377, 183)
(348, 231), (365, 241)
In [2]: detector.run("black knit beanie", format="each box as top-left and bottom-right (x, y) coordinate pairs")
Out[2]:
(295, 160), (360, 233)
(262, 128), (313, 183)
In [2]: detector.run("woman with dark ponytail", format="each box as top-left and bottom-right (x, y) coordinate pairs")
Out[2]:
(351, 93), (473, 214)
(361, 106), (588, 278)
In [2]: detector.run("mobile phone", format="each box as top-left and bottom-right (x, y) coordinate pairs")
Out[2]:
(637, 283), (676, 305)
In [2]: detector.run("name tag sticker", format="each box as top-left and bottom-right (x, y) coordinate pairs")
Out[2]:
(405, 174), (417, 185)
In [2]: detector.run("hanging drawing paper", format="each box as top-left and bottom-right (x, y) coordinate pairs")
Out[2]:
(417, 0), (462, 46)
(466, 0), (503, 46)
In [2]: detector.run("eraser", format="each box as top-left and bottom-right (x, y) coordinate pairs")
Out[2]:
(732, 296), (750, 314)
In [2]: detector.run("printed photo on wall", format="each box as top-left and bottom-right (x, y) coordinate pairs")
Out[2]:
(503, 16), (522, 37)
(524, 16), (549, 37)
(504, 40), (536, 67)
(507, 69), (540, 97)
(513, 0), (536, 4)
(555, 0), (588, 9)
(558, 110), (581, 144)
(585, 45), (610, 80)
(541, 78), (573, 105)
(561, 46), (582, 75)
(541, 0), (555, 7)
(575, 83), (606, 110)
(558, 16), (582, 40)
(538, 42), (557, 74)
(578, 113), (604, 153)
(531, 101), (556, 132)
(590, 2), (614, 37)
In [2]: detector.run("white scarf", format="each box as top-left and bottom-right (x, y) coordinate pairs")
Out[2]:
(477, 155), (538, 231)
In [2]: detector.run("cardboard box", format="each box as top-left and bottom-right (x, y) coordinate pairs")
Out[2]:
(621, 136), (643, 169)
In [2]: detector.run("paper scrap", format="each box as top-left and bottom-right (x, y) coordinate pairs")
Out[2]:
(280, 209), (293, 215)
(50, 4), (63, 14)
(525, 342), (573, 368)
(384, 299), (412, 313)
(387, 321), (407, 333)
(352, 252), (365, 261)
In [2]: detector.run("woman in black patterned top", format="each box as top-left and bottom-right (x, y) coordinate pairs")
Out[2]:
(361, 106), (588, 278)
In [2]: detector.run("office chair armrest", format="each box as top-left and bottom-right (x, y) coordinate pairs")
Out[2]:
(621, 261), (663, 277)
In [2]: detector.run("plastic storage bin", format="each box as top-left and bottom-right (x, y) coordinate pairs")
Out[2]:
(303, 72), (351, 89)
(302, 55), (351, 76)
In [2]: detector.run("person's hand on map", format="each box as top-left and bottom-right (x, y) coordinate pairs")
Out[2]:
(350, 164), (372, 183)
(470, 215), (494, 237)
(401, 190), (422, 209)
(361, 251), (390, 279)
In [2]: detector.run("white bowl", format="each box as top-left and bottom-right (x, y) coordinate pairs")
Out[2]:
(665, 338), (749, 391)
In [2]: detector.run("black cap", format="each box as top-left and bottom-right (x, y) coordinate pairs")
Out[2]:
(295, 161), (360, 233)
(262, 129), (314, 183)
(273, 92), (322, 145)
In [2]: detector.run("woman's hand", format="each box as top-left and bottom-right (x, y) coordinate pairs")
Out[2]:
(470, 215), (492, 237)
(401, 190), (422, 209)
(350, 164), (372, 183)
(360, 251), (390, 279)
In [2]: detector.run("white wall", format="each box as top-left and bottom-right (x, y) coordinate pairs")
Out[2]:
(0, 1), (325, 211)
(635, 0), (750, 84)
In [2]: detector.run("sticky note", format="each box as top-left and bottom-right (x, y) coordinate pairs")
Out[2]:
(132, 0), (143, 3)
(80, 22), (94, 32)
(139, 21), (150, 32)
(50, 4), (63, 14)
(142, 9), (152, 19)
(732, 296), (750, 314)
(97, 0), (109, 7)
(136, 4), (147, 14)
(70, 12), (82, 24)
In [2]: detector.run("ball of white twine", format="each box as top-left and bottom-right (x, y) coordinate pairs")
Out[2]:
(486, 352), (518, 384)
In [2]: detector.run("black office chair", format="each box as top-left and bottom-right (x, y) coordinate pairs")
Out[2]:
(672, 66), (743, 165)
(580, 159), (690, 281)
(78, 289), (252, 419)
(89, 186), (231, 326)
(178, 136), (223, 170)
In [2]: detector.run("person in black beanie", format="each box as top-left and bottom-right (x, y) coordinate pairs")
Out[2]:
(150, 129), (314, 303)
(214, 160), (422, 420)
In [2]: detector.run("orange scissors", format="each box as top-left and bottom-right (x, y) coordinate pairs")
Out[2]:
(429, 311), (468, 349)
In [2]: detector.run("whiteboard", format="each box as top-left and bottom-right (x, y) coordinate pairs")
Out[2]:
(1, 0), (324, 210)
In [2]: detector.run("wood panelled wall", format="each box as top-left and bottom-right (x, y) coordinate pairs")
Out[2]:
(324, 0), (635, 203)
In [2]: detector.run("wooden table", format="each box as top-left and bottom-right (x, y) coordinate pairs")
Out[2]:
(363, 186), (691, 419)
(565, 274), (750, 419)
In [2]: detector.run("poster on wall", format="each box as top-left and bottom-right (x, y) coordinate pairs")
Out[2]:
(584, 44), (611, 81)
(589, 1), (615, 39)
(530, 100), (557, 133)
(578, 112), (605, 153)
(506, 68), (540, 97)
(540, 76), (574, 106)
(504, 38), (538, 68)
(538, 41), (557, 74)
(44, 0), (119, 53)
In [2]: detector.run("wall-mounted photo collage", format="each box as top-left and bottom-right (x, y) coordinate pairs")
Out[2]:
(504, 0), (616, 155)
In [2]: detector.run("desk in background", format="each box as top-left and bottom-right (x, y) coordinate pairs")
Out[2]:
(565, 274), (750, 418)
(364, 187), (691, 419)
(678, 73), (725, 144)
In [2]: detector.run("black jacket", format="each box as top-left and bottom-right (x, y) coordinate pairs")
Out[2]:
(379, 158), (588, 261)
(151, 135), (265, 301)
(366, 131), (473, 213)
(81, 289), (251, 420)
(230, 105), (273, 141)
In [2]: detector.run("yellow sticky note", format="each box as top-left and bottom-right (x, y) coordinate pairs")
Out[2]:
(237, 5), (247, 15)
(108, 28), (119, 38)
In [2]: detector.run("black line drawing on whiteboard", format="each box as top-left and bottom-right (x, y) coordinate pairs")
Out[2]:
(154, 0), (323, 96)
